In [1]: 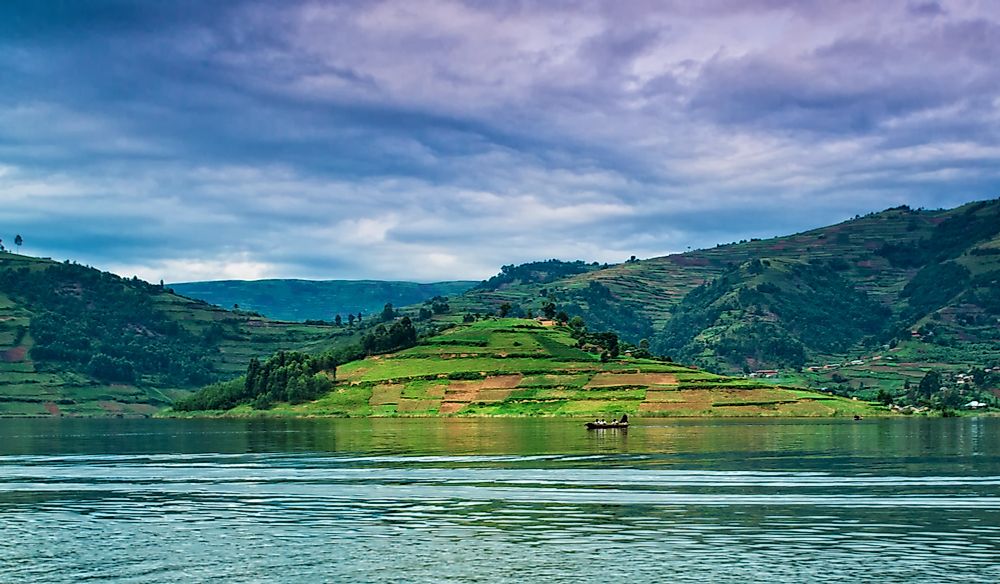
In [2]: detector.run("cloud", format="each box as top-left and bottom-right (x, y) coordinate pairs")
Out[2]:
(0, 0), (999, 282)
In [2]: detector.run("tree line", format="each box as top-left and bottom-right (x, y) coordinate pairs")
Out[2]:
(177, 314), (420, 411)
(0, 262), (217, 386)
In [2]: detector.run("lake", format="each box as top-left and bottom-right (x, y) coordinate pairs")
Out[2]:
(1, 417), (998, 582)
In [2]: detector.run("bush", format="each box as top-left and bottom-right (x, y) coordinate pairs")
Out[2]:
(87, 353), (136, 383)
(175, 348), (346, 411)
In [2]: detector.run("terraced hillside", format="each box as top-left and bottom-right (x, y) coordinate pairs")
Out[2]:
(449, 201), (1000, 382)
(184, 319), (876, 418)
(0, 254), (351, 416)
(171, 278), (476, 322)
(452, 205), (945, 331)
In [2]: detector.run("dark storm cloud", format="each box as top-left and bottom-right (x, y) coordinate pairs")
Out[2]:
(1, 0), (999, 282)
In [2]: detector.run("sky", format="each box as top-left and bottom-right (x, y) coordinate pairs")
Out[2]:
(2, 0), (999, 283)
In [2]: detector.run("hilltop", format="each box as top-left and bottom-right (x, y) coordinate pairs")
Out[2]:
(171, 318), (876, 418)
(0, 254), (359, 416)
(170, 279), (476, 322)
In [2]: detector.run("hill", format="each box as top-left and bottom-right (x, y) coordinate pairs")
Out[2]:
(170, 318), (876, 418)
(446, 200), (1000, 407)
(170, 279), (476, 322)
(0, 254), (360, 416)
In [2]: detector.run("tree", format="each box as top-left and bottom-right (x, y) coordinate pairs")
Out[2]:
(381, 303), (395, 322)
(361, 316), (417, 355)
(498, 302), (511, 317)
(334, 314), (343, 327)
(356, 312), (363, 324)
(87, 353), (136, 383)
(542, 302), (556, 319)
(556, 311), (569, 324)
(14, 234), (22, 253)
(918, 370), (942, 398)
(348, 313), (356, 326)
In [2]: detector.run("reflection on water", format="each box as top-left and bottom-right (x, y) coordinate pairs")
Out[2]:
(1, 418), (998, 582)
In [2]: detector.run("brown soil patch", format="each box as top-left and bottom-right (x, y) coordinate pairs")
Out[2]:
(2, 346), (27, 363)
(868, 365), (899, 373)
(340, 365), (371, 381)
(441, 375), (522, 405)
(397, 399), (439, 412)
(586, 373), (677, 388)
(641, 387), (801, 414)
(446, 380), (483, 392)
(43, 402), (61, 416)
(438, 402), (466, 414)
(476, 389), (513, 402)
(443, 387), (478, 403)
(370, 384), (403, 405)
(424, 384), (447, 398)
(671, 255), (710, 267)
(643, 389), (682, 402)
(99, 401), (124, 413)
(483, 375), (522, 389)
(126, 404), (159, 416)
(640, 402), (706, 412)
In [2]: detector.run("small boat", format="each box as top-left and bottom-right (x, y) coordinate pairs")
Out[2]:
(585, 421), (629, 430)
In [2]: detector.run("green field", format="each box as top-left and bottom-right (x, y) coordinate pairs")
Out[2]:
(169, 319), (882, 419)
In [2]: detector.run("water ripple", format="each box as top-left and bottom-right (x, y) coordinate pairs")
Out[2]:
(1, 420), (999, 583)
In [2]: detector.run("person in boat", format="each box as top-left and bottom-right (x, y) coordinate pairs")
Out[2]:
(619, 414), (628, 424)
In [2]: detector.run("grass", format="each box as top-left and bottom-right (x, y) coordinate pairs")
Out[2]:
(170, 318), (885, 419)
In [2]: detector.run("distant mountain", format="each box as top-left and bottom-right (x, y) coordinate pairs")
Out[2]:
(170, 279), (477, 322)
(0, 254), (357, 416)
(447, 200), (1000, 405)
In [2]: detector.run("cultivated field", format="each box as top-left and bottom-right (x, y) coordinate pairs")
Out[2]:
(208, 319), (878, 418)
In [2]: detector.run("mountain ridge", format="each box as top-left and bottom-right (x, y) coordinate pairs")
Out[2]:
(170, 278), (476, 323)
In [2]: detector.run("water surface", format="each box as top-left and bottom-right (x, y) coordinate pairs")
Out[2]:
(1, 417), (998, 582)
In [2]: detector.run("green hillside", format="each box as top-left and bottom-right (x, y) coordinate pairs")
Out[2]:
(0, 254), (357, 416)
(170, 318), (877, 418)
(170, 279), (476, 322)
(445, 200), (1000, 407)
